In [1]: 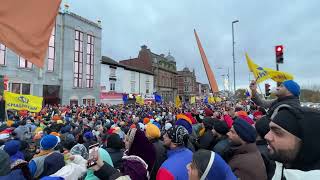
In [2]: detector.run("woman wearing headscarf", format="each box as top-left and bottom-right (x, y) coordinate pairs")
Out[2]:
(92, 128), (156, 180)
(187, 150), (236, 180)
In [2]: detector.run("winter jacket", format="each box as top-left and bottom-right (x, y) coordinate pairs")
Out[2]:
(105, 148), (124, 170)
(156, 147), (192, 180)
(213, 137), (232, 161)
(149, 139), (167, 180)
(228, 143), (267, 180)
(0, 169), (26, 180)
(256, 139), (276, 180)
(251, 94), (300, 118)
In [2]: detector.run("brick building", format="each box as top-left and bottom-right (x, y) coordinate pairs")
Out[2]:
(120, 45), (177, 102)
(177, 67), (197, 102)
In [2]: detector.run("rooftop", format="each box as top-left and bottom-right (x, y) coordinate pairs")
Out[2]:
(101, 56), (154, 75)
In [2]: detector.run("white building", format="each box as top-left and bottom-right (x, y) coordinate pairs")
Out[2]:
(100, 56), (154, 104)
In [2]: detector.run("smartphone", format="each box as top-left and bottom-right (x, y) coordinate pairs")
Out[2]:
(87, 143), (99, 167)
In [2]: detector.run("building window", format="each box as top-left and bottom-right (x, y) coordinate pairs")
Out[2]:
(19, 57), (32, 69)
(47, 26), (55, 71)
(86, 34), (94, 88)
(83, 99), (95, 106)
(146, 80), (150, 94)
(0, 43), (6, 65)
(131, 82), (135, 93)
(110, 67), (116, 77)
(131, 71), (135, 81)
(184, 86), (189, 92)
(11, 83), (31, 94)
(110, 81), (115, 91)
(74, 30), (83, 88)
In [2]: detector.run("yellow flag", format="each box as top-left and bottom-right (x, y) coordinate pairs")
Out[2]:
(208, 97), (215, 103)
(175, 96), (181, 107)
(136, 96), (144, 105)
(246, 53), (294, 83)
(190, 96), (196, 104)
(214, 97), (222, 103)
(4, 91), (43, 112)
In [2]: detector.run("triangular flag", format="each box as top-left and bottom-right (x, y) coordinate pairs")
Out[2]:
(0, 0), (61, 68)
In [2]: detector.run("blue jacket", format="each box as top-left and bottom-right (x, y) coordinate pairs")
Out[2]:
(157, 147), (192, 180)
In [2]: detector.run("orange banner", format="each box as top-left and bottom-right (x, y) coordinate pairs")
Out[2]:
(0, 0), (61, 68)
(194, 29), (219, 93)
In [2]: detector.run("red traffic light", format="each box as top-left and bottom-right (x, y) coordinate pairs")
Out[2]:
(275, 45), (284, 53)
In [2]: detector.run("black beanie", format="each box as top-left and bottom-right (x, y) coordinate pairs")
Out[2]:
(213, 120), (229, 135)
(255, 116), (270, 138)
(272, 109), (301, 139)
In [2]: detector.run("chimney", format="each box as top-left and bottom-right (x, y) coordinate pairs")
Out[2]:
(64, 3), (69, 13)
(141, 45), (147, 49)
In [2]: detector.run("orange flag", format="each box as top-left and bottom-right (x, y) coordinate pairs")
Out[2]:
(0, 0), (61, 68)
(194, 29), (219, 93)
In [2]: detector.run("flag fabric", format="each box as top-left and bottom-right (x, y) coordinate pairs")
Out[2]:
(245, 90), (251, 97)
(154, 93), (162, 103)
(0, 0), (62, 68)
(136, 96), (144, 105)
(208, 97), (215, 103)
(204, 97), (208, 104)
(3, 91), (43, 112)
(175, 96), (181, 108)
(214, 97), (222, 103)
(194, 29), (219, 93)
(190, 96), (196, 104)
(246, 53), (294, 83)
(122, 94), (128, 103)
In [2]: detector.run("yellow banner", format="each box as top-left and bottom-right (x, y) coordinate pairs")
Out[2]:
(175, 96), (181, 108)
(4, 91), (43, 112)
(246, 53), (293, 83)
(190, 96), (196, 104)
(208, 97), (215, 103)
(136, 96), (144, 105)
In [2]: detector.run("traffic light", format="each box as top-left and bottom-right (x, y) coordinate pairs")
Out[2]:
(265, 83), (271, 96)
(275, 45), (284, 64)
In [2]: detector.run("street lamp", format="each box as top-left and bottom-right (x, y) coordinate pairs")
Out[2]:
(232, 20), (239, 92)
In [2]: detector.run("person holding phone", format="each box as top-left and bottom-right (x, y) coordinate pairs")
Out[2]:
(250, 80), (301, 118)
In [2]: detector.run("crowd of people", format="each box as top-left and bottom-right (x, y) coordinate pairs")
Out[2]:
(0, 79), (320, 180)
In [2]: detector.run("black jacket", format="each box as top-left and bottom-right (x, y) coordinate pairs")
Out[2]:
(149, 139), (167, 180)
(105, 148), (124, 170)
(268, 96), (300, 117)
(213, 137), (232, 161)
(256, 139), (276, 180)
(251, 94), (300, 118)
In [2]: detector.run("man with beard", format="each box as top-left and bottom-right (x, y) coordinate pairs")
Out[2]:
(250, 80), (300, 118)
(227, 118), (267, 180)
(265, 106), (320, 179)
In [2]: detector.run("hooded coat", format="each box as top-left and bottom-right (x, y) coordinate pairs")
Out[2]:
(270, 106), (320, 179)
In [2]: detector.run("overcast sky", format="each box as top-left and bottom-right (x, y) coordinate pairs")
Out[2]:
(64, 0), (320, 90)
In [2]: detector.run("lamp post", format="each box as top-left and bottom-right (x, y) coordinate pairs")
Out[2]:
(232, 20), (239, 92)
